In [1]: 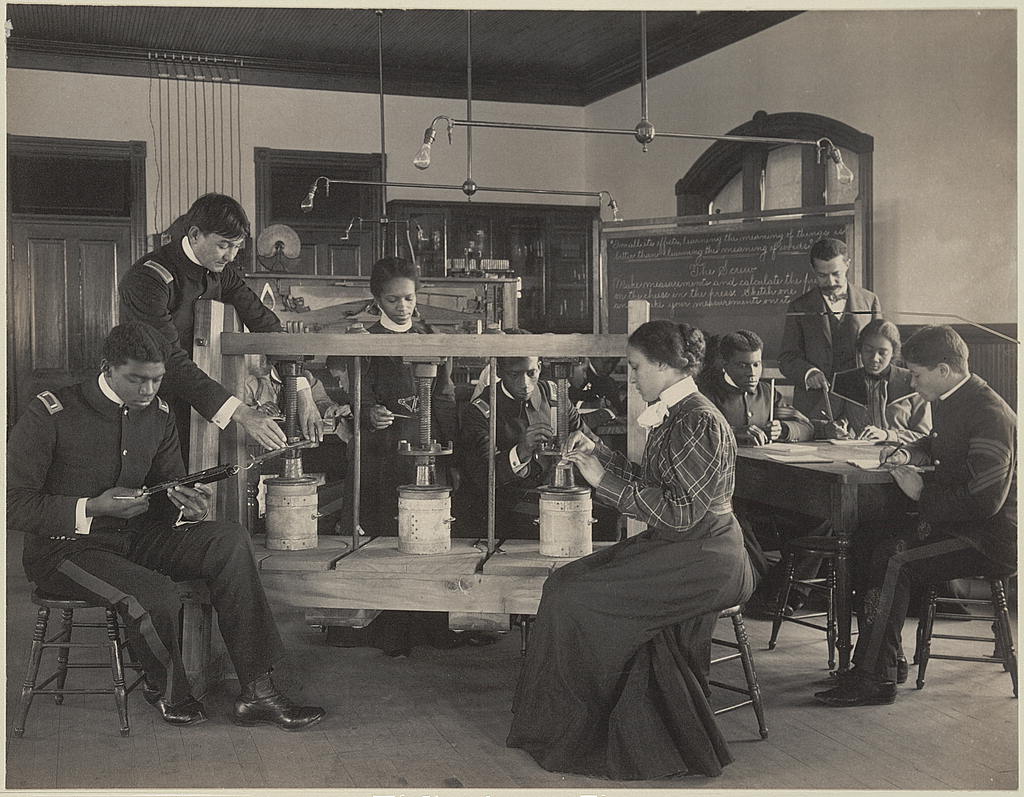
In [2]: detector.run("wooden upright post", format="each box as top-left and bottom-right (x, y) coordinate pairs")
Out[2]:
(625, 299), (650, 537)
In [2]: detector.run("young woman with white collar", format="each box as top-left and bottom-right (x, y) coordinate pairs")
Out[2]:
(507, 320), (755, 780)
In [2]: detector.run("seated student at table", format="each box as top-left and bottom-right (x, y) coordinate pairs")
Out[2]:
(697, 329), (825, 615)
(7, 322), (325, 730)
(507, 320), (755, 779)
(457, 346), (616, 540)
(816, 325), (1016, 706)
(815, 318), (931, 443)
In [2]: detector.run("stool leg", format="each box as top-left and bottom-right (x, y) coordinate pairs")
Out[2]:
(106, 609), (130, 737)
(916, 585), (938, 690)
(826, 561), (837, 671)
(768, 554), (796, 650)
(13, 606), (51, 738)
(989, 579), (1018, 698)
(53, 607), (75, 704)
(732, 614), (768, 739)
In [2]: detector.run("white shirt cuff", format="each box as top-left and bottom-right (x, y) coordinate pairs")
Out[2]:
(75, 498), (93, 535)
(804, 368), (825, 389)
(213, 395), (243, 429)
(509, 447), (530, 476)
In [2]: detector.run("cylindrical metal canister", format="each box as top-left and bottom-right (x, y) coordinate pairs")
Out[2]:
(538, 487), (593, 558)
(398, 486), (453, 554)
(265, 476), (319, 550)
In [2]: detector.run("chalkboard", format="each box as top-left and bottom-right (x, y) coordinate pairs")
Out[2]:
(604, 214), (855, 360)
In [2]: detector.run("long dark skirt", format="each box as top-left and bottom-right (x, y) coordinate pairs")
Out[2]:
(507, 512), (755, 780)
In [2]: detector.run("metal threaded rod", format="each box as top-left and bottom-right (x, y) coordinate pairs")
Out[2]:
(281, 361), (300, 444)
(418, 376), (432, 447)
(556, 376), (570, 449)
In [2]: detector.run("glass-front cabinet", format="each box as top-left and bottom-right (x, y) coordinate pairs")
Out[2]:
(388, 199), (599, 333)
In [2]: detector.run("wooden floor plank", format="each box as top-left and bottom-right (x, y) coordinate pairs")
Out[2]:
(5, 531), (1017, 791)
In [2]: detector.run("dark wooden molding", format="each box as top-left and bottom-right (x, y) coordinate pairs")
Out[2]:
(675, 110), (874, 290)
(675, 111), (874, 204)
(7, 135), (147, 262)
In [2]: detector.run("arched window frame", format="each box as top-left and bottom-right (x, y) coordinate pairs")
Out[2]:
(675, 110), (874, 287)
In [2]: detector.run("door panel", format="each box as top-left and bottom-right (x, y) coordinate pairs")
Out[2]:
(9, 219), (131, 421)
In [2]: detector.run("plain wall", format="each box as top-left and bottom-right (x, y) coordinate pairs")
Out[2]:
(6, 69), (592, 233)
(584, 9), (1017, 325)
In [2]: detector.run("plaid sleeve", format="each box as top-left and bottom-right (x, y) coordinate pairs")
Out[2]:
(594, 439), (642, 481)
(595, 411), (728, 533)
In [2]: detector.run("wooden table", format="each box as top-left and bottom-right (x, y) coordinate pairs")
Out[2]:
(253, 536), (611, 626)
(734, 441), (903, 672)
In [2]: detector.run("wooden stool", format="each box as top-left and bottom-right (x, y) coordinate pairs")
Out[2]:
(710, 606), (768, 739)
(768, 535), (845, 670)
(12, 591), (145, 738)
(915, 576), (1017, 697)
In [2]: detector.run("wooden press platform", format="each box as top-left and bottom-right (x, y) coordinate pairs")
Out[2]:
(254, 535), (614, 618)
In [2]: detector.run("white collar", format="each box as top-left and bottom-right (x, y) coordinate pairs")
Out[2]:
(98, 373), (124, 406)
(378, 312), (413, 333)
(659, 376), (697, 408)
(181, 235), (203, 267)
(722, 370), (756, 393)
(939, 373), (971, 401)
(500, 380), (543, 411)
(637, 376), (697, 429)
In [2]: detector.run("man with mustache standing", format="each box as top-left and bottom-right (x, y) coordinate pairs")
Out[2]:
(779, 237), (882, 419)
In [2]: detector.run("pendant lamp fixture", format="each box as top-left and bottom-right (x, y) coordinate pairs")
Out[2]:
(414, 11), (855, 186)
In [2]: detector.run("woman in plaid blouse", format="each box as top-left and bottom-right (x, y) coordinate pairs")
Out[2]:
(507, 320), (756, 780)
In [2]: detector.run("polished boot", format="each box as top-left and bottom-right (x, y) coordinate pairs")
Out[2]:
(143, 683), (208, 726)
(232, 674), (325, 731)
(815, 672), (897, 707)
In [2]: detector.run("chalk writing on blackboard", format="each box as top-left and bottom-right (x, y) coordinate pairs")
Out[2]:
(605, 216), (853, 357)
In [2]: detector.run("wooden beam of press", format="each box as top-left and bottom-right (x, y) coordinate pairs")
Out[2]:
(221, 332), (629, 358)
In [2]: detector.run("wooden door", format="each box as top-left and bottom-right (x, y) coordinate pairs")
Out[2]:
(8, 217), (132, 422)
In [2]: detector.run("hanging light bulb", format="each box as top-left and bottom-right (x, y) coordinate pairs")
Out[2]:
(599, 191), (622, 222)
(832, 149), (855, 186)
(413, 126), (436, 170)
(300, 178), (321, 212)
(818, 138), (855, 186)
(609, 197), (622, 222)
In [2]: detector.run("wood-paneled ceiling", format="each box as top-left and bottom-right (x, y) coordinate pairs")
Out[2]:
(6, 6), (801, 106)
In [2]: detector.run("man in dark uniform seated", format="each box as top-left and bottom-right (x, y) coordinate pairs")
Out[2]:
(456, 352), (618, 541)
(816, 325), (1016, 706)
(7, 322), (325, 730)
(699, 329), (829, 617)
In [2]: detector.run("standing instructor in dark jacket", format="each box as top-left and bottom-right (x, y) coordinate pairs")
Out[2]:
(779, 237), (881, 419)
(119, 193), (321, 455)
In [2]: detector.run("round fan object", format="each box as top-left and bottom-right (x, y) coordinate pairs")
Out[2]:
(257, 224), (302, 258)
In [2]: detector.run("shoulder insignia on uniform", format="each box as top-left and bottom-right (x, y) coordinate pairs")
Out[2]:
(36, 391), (63, 414)
(471, 397), (490, 418)
(157, 397), (170, 413)
(143, 260), (174, 284)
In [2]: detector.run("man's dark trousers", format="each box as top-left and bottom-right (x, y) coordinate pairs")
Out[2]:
(28, 519), (283, 705)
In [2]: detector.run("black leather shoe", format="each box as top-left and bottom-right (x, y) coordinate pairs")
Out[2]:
(143, 686), (208, 726)
(896, 655), (909, 685)
(233, 692), (325, 731)
(815, 677), (896, 707)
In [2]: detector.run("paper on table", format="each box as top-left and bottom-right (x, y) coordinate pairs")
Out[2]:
(758, 442), (804, 452)
(765, 453), (832, 464)
(826, 439), (878, 446)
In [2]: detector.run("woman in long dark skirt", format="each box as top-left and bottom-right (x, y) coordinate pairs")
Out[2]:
(507, 320), (755, 780)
